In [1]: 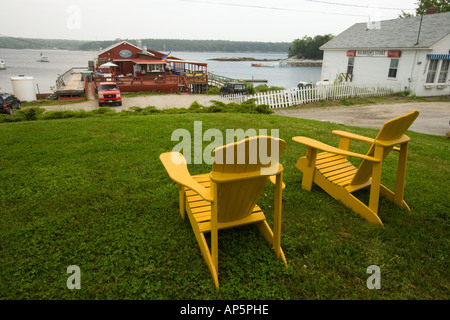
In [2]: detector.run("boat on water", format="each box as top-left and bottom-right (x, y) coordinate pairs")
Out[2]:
(39, 53), (50, 62)
(251, 63), (275, 68)
(0, 58), (5, 70)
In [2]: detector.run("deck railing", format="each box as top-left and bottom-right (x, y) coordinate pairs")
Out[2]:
(56, 67), (88, 88)
(93, 74), (179, 86)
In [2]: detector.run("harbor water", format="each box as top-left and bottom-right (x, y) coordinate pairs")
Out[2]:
(0, 48), (321, 94)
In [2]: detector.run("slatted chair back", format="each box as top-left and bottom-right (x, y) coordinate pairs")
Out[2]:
(211, 136), (286, 223)
(351, 110), (419, 185)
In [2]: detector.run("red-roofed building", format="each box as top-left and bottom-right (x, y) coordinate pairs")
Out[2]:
(95, 41), (208, 93)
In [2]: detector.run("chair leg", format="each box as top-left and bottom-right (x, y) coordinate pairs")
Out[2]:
(296, 147), (317, 191)
(186, 206), (220, 289)
(272, 172), (283, 259)
(196, 231), (219, 289)
(380, 185), (410, 210)
(314, 169), (384, 225)
(368, 146), (383, 216)
(256, 221), (288, 268)
(393, 143), (409, 208)
(368, 163), (382, 215)
(178, 185), (186, 220)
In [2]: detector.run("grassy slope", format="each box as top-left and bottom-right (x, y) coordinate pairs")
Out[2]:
(0, 113), (448, 299)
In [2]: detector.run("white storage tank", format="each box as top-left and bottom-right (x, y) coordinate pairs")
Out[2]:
(11, 75), (37, 101)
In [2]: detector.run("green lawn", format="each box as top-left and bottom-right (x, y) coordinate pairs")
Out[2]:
(0, 113), (448, 299)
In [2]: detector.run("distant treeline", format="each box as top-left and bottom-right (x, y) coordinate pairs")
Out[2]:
(0, 37), (88, 51)
(0, 36), (291, 53)
(288, 34), (334, 60)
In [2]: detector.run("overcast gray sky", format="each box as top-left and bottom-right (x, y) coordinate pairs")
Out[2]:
(0, 0), (418, 42)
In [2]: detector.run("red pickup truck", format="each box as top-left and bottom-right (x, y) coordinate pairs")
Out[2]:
(97, 81), (122, 106)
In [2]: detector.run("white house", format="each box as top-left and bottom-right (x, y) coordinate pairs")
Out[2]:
(320, 11), (450, 97)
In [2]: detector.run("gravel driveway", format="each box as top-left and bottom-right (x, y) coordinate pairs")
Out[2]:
(38, 95), (449, 136)
(274, 101), (450, 136)
(41, 94), (226, 112)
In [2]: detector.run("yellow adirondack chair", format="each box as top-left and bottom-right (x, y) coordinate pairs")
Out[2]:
(160, 136), (288, 289)
(292, 110), (419, 225)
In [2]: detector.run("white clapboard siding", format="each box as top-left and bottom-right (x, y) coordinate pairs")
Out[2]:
(221, 83), (402, 109)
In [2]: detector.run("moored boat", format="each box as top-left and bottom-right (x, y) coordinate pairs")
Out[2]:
(39, 52), (50, 62)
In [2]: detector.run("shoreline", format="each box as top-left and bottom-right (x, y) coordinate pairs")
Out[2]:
(209, 56), (322, 66)
(209, 57), (280, 62)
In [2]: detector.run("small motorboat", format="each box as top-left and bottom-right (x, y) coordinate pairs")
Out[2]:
(0, 58), (5, 70)
(39, 53), (50, 62)
(251, 63), (275, 68)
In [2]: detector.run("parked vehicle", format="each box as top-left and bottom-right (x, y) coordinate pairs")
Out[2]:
(220, 82), (247, 95)
(0, 93), (21, 114)
(97, 81), (122, 106)
(297, 81), (313, 89)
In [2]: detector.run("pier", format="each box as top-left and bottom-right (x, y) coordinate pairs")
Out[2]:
(53, 67), (89, 99)
(208, 72), (267, 87)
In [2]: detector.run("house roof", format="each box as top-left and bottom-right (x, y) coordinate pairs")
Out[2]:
(321, 11), (450, 50)
(98, 40), (144, 55)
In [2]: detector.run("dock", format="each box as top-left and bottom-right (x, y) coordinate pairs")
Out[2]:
(208, 72), (267, 87)
(53, 67), (89, 99)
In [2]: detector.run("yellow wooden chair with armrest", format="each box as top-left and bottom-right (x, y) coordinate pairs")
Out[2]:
(160, 136), (288, 289)
(292, 110), (419, 225)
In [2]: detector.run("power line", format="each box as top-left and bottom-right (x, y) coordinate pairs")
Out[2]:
(305, 0), (415, 11)
(179, 0), (400, 18)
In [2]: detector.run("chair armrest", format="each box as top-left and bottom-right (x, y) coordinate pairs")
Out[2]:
(332, 130), (375, 144)
(292, 136), (380, 162)
(160, 152), (213, 202)
(333, 130), (401, 151)
(376, 135), (410, 148)
(269, 175), (286, 190)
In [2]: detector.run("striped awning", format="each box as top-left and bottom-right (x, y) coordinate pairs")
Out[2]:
(428, 54), (450, 60)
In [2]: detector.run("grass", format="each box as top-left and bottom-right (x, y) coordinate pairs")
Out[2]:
(0, 112), (448, 300)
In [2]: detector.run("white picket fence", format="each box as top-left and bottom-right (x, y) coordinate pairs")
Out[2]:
(221, 83), (402, 108)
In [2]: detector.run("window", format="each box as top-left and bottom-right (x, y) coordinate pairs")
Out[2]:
(388, 58), (399, 78)
(347, 57), (354, 75)
(426, 59), (439, 83)
(438, 60), (449, 83)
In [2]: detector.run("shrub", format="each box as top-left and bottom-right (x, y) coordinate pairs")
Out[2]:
(0, 114), (22, 123)
(142, 106), (161, 114)
(19, 107), (46, 121)
(206, 86), (220, 95)
(254, 84), (285, 92)
(0, 99), (273, 124)
(90, 107), (116, 115)
(188, 101), (203, 112)
(40, 110), (76, 120)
